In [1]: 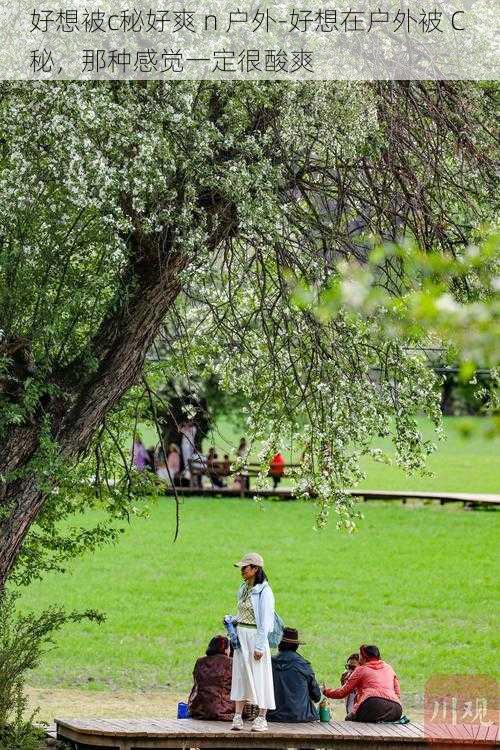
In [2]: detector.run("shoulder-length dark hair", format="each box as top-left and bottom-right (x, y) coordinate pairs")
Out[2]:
(206, 635), (229, 656)
(253, 566), (268, 585)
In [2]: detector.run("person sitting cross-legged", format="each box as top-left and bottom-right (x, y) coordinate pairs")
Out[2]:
(323, 644), (402, 722)
(187, 635), (235, 721)
(267, 627), (321, 723)
(341, 652), (360, 717)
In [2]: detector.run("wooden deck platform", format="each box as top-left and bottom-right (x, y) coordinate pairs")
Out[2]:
(55, 718), (499, 750)
(164, 487), (500, 508)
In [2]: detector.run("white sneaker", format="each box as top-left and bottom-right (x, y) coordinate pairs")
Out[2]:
(231, 714), (244, 731)
(251, 716), (268, 732)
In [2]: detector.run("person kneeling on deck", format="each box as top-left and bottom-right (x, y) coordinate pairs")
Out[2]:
(267, 628), (321, 723)
(187, 635), (235, 721)
(323, 644), (402, 723)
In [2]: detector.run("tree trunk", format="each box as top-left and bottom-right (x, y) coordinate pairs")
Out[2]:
(0, 160), (238, 587)
(0, 476), (45, 585)
(0, 234), (187, 586)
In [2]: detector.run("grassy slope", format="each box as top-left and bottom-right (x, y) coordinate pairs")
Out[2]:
(21, 497), (500, 703)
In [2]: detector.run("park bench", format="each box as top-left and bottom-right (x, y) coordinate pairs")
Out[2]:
(55, 717), (499, 750)
(186, 460), (301, 495)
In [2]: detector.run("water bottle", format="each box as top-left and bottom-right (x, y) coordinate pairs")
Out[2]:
(319, 697), (331, 722)
(177, 702), (189, 719)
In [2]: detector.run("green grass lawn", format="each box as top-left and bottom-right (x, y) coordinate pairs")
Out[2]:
(20, 498), (500, 706)
(356, 417), (499, 493)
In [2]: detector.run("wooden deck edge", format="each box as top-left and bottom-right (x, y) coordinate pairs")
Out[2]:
(55, 719), (500, 749)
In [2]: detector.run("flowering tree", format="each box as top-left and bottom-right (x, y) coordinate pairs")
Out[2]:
(0, 80), (497, 588)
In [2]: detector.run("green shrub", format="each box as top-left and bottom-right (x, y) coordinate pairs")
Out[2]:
(0, 591), (103, 750)
(0, 680), (45, 750)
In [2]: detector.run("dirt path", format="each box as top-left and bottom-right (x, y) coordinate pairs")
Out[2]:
(27, 686), (183, 723)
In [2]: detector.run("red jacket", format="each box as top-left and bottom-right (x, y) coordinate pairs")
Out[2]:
(270, 453), (285, 476)
(324, 660), (401, 714)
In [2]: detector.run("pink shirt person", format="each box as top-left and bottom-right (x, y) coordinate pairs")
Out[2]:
(324, 659), (401, 715)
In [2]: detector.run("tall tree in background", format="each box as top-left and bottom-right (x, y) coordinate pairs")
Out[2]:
(0, 80), (497, 588)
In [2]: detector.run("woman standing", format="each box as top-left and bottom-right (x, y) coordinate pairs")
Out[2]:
(230, 552), (276, 733)
(166, 443), (181, 483)
(179, 420), (197, 473)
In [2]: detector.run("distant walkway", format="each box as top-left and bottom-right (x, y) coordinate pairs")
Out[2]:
(164, 486), (500, 508)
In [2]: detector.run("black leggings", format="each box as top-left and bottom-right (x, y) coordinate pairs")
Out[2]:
(352, 697), (402, 723)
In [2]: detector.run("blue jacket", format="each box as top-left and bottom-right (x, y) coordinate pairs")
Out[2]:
(267, 650), (321, 723)
(237, 580), (275, 653)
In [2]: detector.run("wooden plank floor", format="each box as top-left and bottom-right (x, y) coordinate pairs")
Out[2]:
(352, 491), (500, 506)
(55, 717), (499, 749)
(163, 487), (500, 507)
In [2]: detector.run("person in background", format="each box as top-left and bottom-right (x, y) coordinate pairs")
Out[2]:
(188, 635), (235, 721)
(189, 449), (206, 489)
(237, 438), (247, 458)
(146, 445), (156, 470)
(167, 443), (181, 484)
(341, 653), (360, 718)
(222, 454), (231, 478)
(323, 644), (402, 722)
(132, 432), (151, 471)
(180, 420), (197, 473)
(153, 442), (165, 470)
(231, 472), (245, 493)
(207, 447), (225, 488)
(236, 437), (249, 490)
(267, 627), (321, 723)
(155, 450), (170, 482)
(269, 451), (285, 489)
